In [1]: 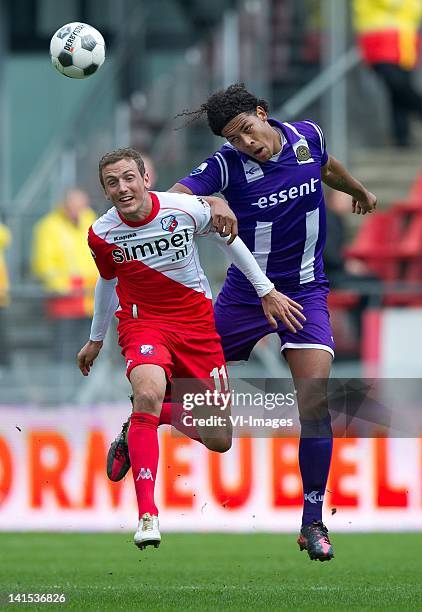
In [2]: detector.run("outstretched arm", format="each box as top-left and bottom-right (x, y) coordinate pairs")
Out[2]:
(321, 155), (377, 214)
(77, 276), (118, 376)
(206, 233), (306, 332)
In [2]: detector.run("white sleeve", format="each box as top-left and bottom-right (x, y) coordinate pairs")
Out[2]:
(180, 194), (213, 235)
(206, 234), (274, 297)
(89, 277), (119, 341)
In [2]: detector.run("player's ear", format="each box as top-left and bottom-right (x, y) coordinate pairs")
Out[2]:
(256, 106), (268, 121)
(144, 172), (151, 189)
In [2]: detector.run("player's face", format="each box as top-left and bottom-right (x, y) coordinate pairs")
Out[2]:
(221, 107), (281, 162)
(102, 158), (152, 220)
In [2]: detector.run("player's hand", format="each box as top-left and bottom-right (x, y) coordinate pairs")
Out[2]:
(261, 289), (306, 332)
(77, 340), (103, 376)
(208, 196), (238, 244)
(352, 190), (377, 215)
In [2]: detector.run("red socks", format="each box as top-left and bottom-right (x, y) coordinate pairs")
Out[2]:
(128, 412), (159, 518)
(128, 405), (204, 519)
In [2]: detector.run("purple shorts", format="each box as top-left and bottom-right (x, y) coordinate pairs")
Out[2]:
(214, 281), (335, 362)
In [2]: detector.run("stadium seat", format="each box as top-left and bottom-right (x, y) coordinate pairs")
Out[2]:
(383, 211), (422, 305)
(394, 210), (422, 258)
(327, 290), (360, 308)
(382, 206), (422, 304)
(391, 170), (422, 213)
(341, 170), (422, 308)
(343, 211), (402, 281)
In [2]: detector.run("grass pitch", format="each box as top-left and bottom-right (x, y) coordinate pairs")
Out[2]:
(1, 532), (421, 610)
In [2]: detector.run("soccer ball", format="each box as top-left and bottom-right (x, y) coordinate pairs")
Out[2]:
(50, 22), (105, 79)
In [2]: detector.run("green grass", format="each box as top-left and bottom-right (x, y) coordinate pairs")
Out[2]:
(1, 533), (421, 611)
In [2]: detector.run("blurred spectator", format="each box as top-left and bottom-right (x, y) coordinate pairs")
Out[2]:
(31, 189), (98, 363)
(354, 0), (422, 147)
(324, 190), (381, 336)
(0, 221), (11, 367)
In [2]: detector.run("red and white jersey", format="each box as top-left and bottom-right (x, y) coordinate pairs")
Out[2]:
(88, 191), (215, 327)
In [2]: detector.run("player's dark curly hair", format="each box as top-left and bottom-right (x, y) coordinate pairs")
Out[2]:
(176, 83), (269, 136)
(99, 148), (145, 188)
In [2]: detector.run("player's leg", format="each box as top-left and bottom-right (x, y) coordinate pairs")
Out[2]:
(191, 364), (233, 454)
(285, 348), (334, 561)
(170, 330), (233, 453)
(214, 293), (269, 363)
(279, 282), (334, 561)
(106, 323), (180, 482)
(158, 400), (206, 444)
(115, 324), (175, 548)
(107, 395), (205, 482)
(129, 363), (166, 550)
(107, 323), (234, 482)
(108, 299), (271, 479)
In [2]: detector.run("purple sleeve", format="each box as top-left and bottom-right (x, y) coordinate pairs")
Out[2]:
(321, 140), (328, 166)
(301, 121), (328, 166)
(178, 155), (224, 196)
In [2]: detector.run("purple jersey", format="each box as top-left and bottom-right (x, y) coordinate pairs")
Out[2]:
(179, 118), (329, 303)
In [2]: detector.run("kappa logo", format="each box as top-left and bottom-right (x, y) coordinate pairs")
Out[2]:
(136, 468), (154, 481)
(126, 359), (133, 370)
(304, 491), (324, 504)
(140, 344), (155, 356)
(113, 232), (137, 242)
(161, 215), (178, 233)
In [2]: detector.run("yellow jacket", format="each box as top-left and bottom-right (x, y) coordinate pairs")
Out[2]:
(0, 223), (11, 307)
(31, 206), (98, 317)
(354, 0), (422, 69)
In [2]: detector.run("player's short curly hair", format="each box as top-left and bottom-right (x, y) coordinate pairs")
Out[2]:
(176, 83), (269, 136)
(99, 148), (145, 188)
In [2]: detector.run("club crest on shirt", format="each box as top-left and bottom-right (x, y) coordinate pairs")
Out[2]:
(295, 145), (311, 162)
(161, 215), (178, 233)
(140, 344), (155, 356)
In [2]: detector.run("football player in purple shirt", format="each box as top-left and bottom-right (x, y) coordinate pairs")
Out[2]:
(107, 83), (376, 561)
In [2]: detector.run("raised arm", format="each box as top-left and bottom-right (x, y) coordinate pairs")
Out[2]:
(206, 233), (306, 332)
(168, 182), (193, 195)
(169, 183), (238, 243)
(321, 155), (377, 215)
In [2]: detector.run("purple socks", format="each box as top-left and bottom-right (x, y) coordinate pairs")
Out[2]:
(299, 415), (333, 526)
